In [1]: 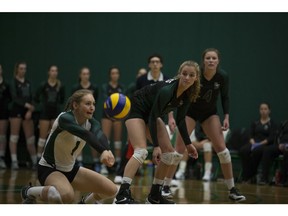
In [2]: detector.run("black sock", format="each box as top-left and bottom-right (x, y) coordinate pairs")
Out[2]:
(150, 184), (162, 198)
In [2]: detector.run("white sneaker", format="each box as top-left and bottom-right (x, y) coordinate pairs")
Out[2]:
(100, 164), (108, 175)
(114, 175), (122, 184)
(175, 170), (185, 180)
(202, 171), (211, 181)
(0, 158), (6, 169)
(170, 179), (180, 187)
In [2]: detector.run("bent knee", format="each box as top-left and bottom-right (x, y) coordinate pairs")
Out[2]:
(59, 190), (75, 204)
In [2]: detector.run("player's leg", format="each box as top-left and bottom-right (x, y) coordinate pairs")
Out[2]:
(193, 139), (213, 181)
(201, 115), (246, 201)
(0, 119), (8, 169)
(22, 119), (37, 168)
(22, 168), (73, 204)
(112, 120), (123, 166)
(72, 167), (118, 203)
(115, 118), (148, 204)
(100, 118), (113, 175)
(9, 117), (22, 169)
(146, 117), (178, 204)
(162, 116), (196, 199)
(37, 119), (51, 159)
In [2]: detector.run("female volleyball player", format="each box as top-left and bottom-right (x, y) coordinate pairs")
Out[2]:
(166, 48), (246, 202)
(100, 66), (125, 175)
(21, 89), (118, 204)
(35, 65), (65, 159)
(9, 61), (37, 170)
(115, 60), (200, 204)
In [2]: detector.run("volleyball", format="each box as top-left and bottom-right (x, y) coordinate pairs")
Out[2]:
(104, 93), (131, 120)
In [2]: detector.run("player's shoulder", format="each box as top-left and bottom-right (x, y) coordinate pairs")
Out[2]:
(218, 68), (228, 77)
(58, 111), (73, 122)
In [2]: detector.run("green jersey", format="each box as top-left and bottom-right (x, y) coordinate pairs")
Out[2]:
(39, 111), (110, 172)
(132, 78), (192, 147)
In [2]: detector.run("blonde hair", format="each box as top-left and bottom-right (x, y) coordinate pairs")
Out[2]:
(175, 60), (201, 102)
(64, 89), (93, 111)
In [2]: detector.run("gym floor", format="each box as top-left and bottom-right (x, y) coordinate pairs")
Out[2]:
(1, 168), (288, 204)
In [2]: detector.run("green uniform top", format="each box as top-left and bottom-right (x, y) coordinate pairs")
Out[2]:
(34, 81), (65, 112)
(191, 69), (229, 114)
(10, 77), (33, 107)
(39, 111), (110, 172)
(134, 78), (192, 147)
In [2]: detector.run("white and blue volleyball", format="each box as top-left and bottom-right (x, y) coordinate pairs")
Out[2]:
(104, 93), (131, 120)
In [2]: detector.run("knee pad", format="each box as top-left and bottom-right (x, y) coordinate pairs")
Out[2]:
(203, 142), (212, 152)
(217, 148), (231, 164)
(27, 136), (35, 145)
(161, 151), (183, 165)
(0, 135), (6, 143)
(47, 186), (62, 203)
(37, 138), (46, 148)
(114, 141), (122, 150)
(10, 135), (19, 143)
(132, 148), (148, 164)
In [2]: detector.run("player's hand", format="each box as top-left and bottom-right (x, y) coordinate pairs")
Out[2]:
(100, 150), (115, 167)
(152, 147), (162, 165)
(222, 118), (230, 131)
(186, 143), (198, 159)
(25, 110), (32, 120)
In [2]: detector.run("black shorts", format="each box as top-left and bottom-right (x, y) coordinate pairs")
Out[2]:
(186, 107), (217, 123)
(9, 105), (28, 119)
(125, 96), (150, 124)
(37, 164), (80, 186)
(39, 107), (59, 120)
(0, 108), (9, 120)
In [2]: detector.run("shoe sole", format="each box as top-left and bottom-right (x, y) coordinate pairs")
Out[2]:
(229, 196), (246, 202)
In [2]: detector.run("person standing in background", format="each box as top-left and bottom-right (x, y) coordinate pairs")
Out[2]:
(35, 65), (65, 159)
(9, 61), (37, 170)
(166, 48), (246, 201)
(71, 66), (99, 167)
(0, 64), (11, 169)
(100, 66), (125, 175)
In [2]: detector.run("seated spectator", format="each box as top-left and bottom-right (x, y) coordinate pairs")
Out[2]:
(239, 102), (277, 183)
(259, 119), (288, 186)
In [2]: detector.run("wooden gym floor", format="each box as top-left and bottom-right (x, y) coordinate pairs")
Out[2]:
(1, 168), (288, 204)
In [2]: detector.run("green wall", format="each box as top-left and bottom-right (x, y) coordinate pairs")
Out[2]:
(0, 13), (288, 129)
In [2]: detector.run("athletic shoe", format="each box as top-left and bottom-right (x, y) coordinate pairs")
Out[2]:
(175, 170), (185, 180)
(202, 171), (211, 181)
(229, 187), (246, 202)
(145, 194), (175, 204)
(161, 185), (173, 200)
(115, 188), (138, 204)
(11, 161), (19, 170)
(170, 179), (180, 187)
(21, 183), (36, 204)
(0, 157), (6, 169)
(114, 175), (123, 184)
